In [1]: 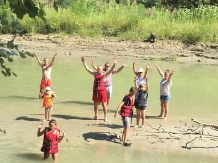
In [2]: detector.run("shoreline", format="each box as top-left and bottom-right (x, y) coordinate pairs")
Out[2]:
(1, 34), (218, 64)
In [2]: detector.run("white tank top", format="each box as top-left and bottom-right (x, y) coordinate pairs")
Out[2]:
(137, 76), (146, 88)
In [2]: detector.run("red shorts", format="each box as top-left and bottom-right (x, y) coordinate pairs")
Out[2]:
(40, 79), (51, 89)
(92, 89), (107, 103)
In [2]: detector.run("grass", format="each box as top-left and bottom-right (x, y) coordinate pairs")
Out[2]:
(7, 1), (218, 43)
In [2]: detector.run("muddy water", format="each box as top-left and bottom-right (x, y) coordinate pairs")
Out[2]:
(0, 56), (218, 163)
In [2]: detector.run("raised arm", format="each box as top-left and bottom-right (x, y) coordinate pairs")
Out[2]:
(57, 130), (65, 143)
(37, 123), (45, 137)
(134, 76), (138, 89)
(167, 71), (174, 82)
(33, 53), (42, 66)
(105, 58), (117, 77)
(90, 60), (97, 71)
(145, 78), (148, 92)
(114, 102), (124, 117)
(49, 53), (58, 67)
(133, 60), (138, 76)
(81, 56), (95, 76)
(113, 62), (126, 74)
(143, 64), (149, 79)
(156, 64), (164, 77)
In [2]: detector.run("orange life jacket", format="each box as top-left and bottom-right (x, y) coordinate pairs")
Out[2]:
(120, 94), (134, 117)
(42, 91), (54, 108)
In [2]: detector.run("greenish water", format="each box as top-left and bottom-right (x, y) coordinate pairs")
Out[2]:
(0, 56), (218, 163)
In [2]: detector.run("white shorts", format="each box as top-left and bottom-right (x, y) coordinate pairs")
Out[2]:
(45, 108), (52, 112)
(106, 85), (112, 98)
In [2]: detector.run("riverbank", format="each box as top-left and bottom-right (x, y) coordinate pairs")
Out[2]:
(1, 34), (218, 64)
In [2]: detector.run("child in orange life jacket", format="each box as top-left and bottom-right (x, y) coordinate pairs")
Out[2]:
(40, 86), (56, 121)
(37, 119), (65, 161)
(114, 87), (137, 147)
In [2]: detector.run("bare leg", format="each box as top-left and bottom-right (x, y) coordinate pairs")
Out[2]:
(158, 100), (164, 118)
(51, 153), (58, 162)
(48, 108), (52, 120)
(163, 101), (169, 118)
(43, 152), (49, 159)
(141, 110), (146, 126)
(122, 127), (130, 143)
(44, 108), (48, 121)
(102, 102), (108, 121)
(134, 109), (140, 128)
(107, 98), (110, 106)
(94, 102), (100, 119)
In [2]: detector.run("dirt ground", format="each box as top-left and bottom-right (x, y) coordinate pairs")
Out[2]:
(1, 34), (218, 64)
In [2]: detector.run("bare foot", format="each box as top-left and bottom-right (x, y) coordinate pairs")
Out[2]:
(134, 125), (139, 129)
(104, 117), (108, 122)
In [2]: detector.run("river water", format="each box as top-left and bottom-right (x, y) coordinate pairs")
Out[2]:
(0, 56), (218, 163)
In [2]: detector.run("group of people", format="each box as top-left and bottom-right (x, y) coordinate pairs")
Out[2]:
(32, 53), (174, 160)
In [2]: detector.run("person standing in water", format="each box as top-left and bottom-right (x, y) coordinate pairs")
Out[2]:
(90, 60), (126, 105)
(81, 56), (117, 122)
(114, 87), (136, 146)
(37, 119), (65, 162)
(132, 60), (149, 87)
(133, 77), (148, 129)
(156, 64), (174, 119)
(33, 52), (58, 98)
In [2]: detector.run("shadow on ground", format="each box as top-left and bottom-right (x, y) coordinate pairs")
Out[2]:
(0, 96), (38, 100)
(17, 153), (43, 160)
(16, 116), (41, 121)
(56, 100), (93, 105)
(89, 123), (123, 129)
(52, 114), (90, 120)
(82, 132), (121, 144)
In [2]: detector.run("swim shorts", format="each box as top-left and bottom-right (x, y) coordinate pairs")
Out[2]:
(92, 89), (107, 103)
(106, 85), (113, 98)
(40, 79), (51, 89)
(122, 116), (131, 127)
(160, 95), (170, 101)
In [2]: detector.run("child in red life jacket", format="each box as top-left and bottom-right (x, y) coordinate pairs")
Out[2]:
(40, 86), (56, 121)
(114, 87), (137, 147)
(37, 119), (65, 161)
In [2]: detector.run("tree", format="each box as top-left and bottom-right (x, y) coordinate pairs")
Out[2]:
(0, 0), (65, 77)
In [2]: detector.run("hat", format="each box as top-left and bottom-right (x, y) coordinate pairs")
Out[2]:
(45, 87), (51, 91)
(137, 68), (144, 73)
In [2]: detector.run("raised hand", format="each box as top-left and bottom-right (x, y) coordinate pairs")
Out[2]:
(90, 60), (94, 65)
(146, 64), (150, 69)
(38, 123), (43, 129)
(81, 56), (85, 62)
(113, 58), (117, 64)
(53, 53), (58, 57)
(123, 62), (126, 67)
(170, 70), (175, 75)
(62, 130), (66, 137)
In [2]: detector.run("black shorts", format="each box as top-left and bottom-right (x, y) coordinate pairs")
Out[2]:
(135, 106), (146, 110)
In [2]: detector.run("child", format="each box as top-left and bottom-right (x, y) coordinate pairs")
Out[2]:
(40, 86), (56, 121)
(156, 65), (174, 119)
(114, 87), (136, 147)
(37, 119), (65, 161)
(134, 77), (148, 128)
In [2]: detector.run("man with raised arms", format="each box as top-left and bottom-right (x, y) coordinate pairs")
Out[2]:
(90, 61), (126, 105)
(33, 53), (57, 98)
(81, 56), (117, 122)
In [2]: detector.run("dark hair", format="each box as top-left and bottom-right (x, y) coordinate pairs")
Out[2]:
(104, 62), (110, 67)
(129, 87), (137, 93)
(49, 119), (57, 125)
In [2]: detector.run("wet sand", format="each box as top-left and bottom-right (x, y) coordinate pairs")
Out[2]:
(1, 34), (218, 162)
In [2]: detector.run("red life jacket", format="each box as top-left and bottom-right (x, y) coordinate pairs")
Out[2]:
(93, 72), (106, 91)
(41, 127), (59, 154)
(120, 94), (134, 117)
